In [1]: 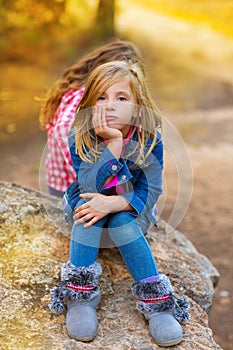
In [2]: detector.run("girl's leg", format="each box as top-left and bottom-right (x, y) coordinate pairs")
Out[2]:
(107, 212), (159, 281)
(50, 201), (108, 342)
(70, 216), (107, 267)
(51, 216), (107, 342)
(107, 212), (190, 347)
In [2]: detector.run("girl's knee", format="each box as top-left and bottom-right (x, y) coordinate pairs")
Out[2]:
(108, 211), (134, 229)
(108, 212), (142, 246)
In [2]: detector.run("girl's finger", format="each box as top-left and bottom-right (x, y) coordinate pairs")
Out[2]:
(97, 105), (102, 130)
(83, 216), (99, 228)
(92, 105), (101, 129)
(75, 202), (89, 213)
(73, 208), (90, 219)
(79, 193), (95, 199)
(75, 213), (93, 225)
(93, 105), (102, 134)
(101, 106), (107, 128)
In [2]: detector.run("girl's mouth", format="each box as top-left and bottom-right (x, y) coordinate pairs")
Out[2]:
(106, 116), (118, 121)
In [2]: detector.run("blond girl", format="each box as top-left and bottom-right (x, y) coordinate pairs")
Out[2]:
(49, 61), (190, 347)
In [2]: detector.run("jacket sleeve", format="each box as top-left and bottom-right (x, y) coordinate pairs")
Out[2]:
(69, 130), (132, 193)
(68, 129), (163, 216)
(120, 132), (163, 216)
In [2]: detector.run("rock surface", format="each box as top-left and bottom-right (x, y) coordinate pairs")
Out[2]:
(0, 182), (222, 349)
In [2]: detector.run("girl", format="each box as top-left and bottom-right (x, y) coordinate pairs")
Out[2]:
(39, 39), (144, 198)
(49, 61), (190, 347)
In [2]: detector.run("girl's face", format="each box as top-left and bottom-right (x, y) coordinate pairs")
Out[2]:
(95, 78), (135, 137)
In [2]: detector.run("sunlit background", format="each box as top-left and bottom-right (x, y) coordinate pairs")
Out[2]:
(1, 1), (233, 349)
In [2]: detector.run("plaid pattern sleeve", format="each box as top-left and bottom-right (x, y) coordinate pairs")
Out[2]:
(45, 88), (84, 192)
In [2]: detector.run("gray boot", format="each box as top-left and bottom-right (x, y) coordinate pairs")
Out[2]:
(49, 261), (102, 342)
(132, 274), (190, 347)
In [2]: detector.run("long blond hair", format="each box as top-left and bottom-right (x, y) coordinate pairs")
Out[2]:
(39, 38), (144, 129)
(73, 61), (162, 165)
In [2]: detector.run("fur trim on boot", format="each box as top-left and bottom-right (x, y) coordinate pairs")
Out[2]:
(49, 261), (102, 313)
(132, 274), (190, 323)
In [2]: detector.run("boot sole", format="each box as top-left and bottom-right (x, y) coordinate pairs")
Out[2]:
(69, 330), (97, 342)
(155, 336), (183, 347)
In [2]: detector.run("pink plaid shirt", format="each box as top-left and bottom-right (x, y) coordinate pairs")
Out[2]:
(45, 88), (84, 191)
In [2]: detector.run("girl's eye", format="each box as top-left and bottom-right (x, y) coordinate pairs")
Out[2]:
(97, 96), (105, 101)
(118, 96), (127, 101)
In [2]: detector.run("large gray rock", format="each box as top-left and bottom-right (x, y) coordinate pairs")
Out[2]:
(0, 182), (222, 349)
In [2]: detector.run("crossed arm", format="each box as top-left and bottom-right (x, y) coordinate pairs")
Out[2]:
(74, 192), (133, 228)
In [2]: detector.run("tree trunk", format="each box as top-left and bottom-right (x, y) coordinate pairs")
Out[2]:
(93, 0), (115, 40)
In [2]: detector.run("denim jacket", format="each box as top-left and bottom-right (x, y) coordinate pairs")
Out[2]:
(62, 129), (163, 226)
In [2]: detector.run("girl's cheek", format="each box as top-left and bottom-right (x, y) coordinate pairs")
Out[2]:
(95, 101), (104, 106)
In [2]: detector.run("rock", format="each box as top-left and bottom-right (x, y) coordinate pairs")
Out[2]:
(158, 219), (220, 288)
(0, 182), (222, 349)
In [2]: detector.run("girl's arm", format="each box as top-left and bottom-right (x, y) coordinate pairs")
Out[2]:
(73, 152), (162, 228)
(92, 104), (123, 160)
(120, 132), (163, 216)
(74, 192), (133, 228)
(69, 130), (131, 193)
(74, 133), (163, 227)
(69, 104), (129, 193)
(70, 141), (133, 227)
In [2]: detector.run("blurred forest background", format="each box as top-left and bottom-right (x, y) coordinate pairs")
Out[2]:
(0, 1), (233, 349)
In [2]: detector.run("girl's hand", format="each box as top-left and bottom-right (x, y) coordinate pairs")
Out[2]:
(93, 105), (123, 140)
(73, 193), (115, 228)
(93, 105), (123, 159)
(74, 193), (133, 228)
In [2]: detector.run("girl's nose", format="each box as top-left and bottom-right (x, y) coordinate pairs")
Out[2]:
(106, 102), (116, 110)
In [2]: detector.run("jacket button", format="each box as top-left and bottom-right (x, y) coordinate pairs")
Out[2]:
(112, 165), (117, 171)
(121, 175), (126, 180)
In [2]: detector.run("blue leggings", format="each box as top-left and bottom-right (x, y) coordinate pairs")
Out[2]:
(70, 211), (159, 281)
